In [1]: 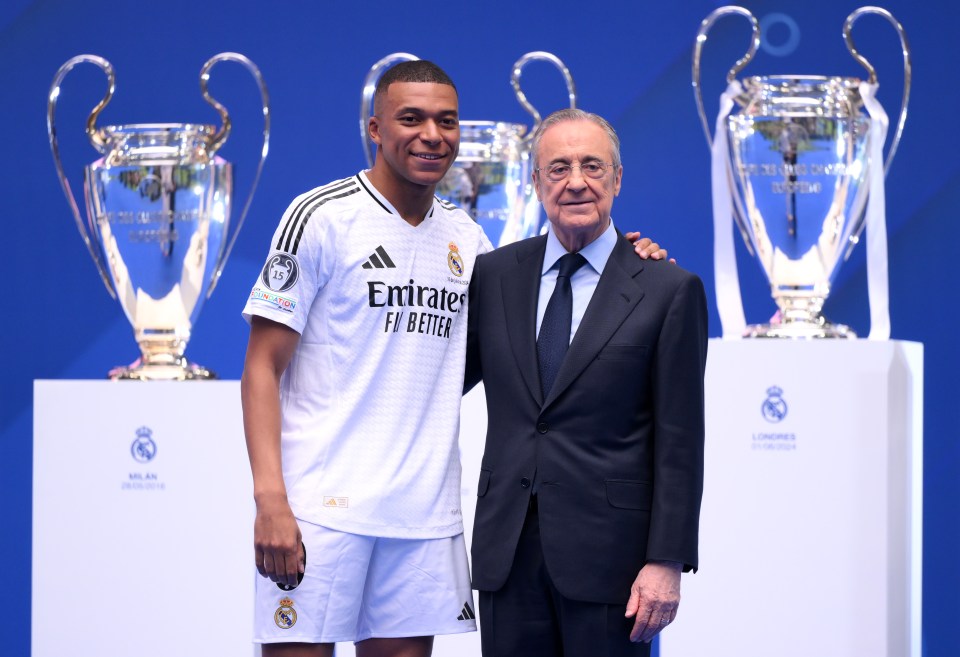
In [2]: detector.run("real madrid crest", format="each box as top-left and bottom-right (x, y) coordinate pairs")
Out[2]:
(761, 386), (788, 423)
(131, 426), (157, 463)
(447, 242), (464, 277)
(275, 596), (297, 629)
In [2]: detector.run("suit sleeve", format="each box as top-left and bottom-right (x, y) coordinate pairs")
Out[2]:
(463, 251), (485, 394)
(646, 273), (708, 572)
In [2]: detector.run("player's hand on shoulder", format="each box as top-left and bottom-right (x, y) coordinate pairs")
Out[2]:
(624, 231), (676, 264)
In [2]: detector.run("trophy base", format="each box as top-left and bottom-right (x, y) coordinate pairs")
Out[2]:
(108, 357), (217, 381)
(744, 319), (856, 339)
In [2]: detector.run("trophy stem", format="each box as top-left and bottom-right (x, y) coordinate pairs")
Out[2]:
(745, 294), (855, 339)
(109, 329), (216, 380)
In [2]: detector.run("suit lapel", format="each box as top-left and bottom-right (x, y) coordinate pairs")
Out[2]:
(502, 236), (548, 405)
(543, 235), (645, 409)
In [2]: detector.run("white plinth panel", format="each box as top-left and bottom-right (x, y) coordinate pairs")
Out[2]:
(32, 380), (486, 657)
(33, 381), (256, 657)
(33, 340), (920, 657)
(661, 340), (923, 657)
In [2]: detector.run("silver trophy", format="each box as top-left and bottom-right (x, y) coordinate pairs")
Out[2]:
(360, 52), (576, 247)
(693, 7), (910, 338)
(48, 53), (269, 379)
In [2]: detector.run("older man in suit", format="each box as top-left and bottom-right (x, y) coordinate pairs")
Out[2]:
(465, 109), (708, 657)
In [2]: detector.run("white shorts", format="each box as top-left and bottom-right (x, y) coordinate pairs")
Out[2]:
(253, 520), (476, 644)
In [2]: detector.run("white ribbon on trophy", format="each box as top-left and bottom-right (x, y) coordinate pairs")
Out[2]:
(860, 81), (891, 340)
(711, 80), (747, 338)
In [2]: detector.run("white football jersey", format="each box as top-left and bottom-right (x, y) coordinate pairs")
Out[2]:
(243, 172), (492, 538)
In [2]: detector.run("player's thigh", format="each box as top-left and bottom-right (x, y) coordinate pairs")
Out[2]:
(262, 642), (334, 657)
(356, 635), (433, 657)
(357, 534), (474, 641)
(255, 521), (375, 644)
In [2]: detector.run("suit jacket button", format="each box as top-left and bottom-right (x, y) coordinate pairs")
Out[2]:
(537, 422), (548, 434)
(520, 477), (531, 488)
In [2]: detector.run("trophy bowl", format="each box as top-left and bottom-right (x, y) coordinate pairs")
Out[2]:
(727, 75), (871, 338)
(48, 53), (270, 378)
(435, 121), (541, 247)
(693, 6), (910, 338)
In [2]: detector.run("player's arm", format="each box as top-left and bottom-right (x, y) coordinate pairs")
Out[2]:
(624, 231), (673, 263)
(241, 315), (304, 588)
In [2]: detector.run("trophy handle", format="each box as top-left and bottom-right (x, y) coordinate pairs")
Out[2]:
(47, 54), (117, 298)
(510, 51), (577, 144)
(843, 7), (912, 173)
(360, 52), (420, 167)
(199, 52), (271, 297)
(692, 5), (760, 147)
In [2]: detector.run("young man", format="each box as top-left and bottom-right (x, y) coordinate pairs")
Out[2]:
(242, 61), (486, 657)
(241, 62), (665, 657)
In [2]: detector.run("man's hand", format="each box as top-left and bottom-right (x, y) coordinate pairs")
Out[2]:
(624, 560), (682, 643)
(253, 492), (304, 589)
(624, 231), (675, 263)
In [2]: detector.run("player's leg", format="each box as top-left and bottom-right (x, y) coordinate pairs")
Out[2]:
(354, 533), (475, 653)
(262, 643), (334, 657)
(355, 636), (433, 657)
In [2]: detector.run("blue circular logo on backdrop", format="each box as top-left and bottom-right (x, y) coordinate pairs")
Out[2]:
(760, 13), (801, 57)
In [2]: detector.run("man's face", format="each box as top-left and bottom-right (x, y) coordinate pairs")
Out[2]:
(369, 82), (460, 189)
(534, 120), (622, 249)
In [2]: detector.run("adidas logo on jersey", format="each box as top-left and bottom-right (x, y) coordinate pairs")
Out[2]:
(362, 246), (396, 269)
(457, 601), (475, 621)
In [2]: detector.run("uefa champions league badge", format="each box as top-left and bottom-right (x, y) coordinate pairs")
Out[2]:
(447, 242), (464, 277)
(761, 386), (788, 423)
(261, 253), (300, 292)
(131, 426), (157, 462)
(275, 597), (297, 629)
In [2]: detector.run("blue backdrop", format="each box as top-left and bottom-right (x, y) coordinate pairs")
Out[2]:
(2, 1), (957, 655)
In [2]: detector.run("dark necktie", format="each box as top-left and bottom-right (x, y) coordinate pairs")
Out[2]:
(537, 252), (587, 398)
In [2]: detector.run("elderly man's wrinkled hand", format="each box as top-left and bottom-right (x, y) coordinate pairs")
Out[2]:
(624, 560), (682, 643)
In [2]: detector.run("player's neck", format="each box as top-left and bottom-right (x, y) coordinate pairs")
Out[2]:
(366, 165), (435, 227)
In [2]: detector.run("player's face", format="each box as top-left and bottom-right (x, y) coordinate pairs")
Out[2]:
(534, 120), (622, 251)
(369, 82), (460, 189)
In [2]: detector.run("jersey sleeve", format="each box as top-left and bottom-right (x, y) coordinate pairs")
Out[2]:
(478, 227), (494, 256)
(241, 192), (335, 334)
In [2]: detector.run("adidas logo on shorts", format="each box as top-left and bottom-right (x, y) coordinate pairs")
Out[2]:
(457, 601), (475, 621)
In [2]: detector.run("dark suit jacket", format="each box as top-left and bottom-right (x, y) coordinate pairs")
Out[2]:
(465, 230), (708, 605)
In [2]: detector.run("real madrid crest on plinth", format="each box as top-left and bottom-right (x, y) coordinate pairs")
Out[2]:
(360, 52), (577, 248)
(693, 7), (910, 338)
(48, 53), (270, 379)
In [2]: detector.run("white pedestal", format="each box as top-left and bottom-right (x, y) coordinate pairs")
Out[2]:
(32, 380), (486, 657)
(32, 381), (257, 657)
(34, 340), (920, 657)
(660, 340), (923, 657)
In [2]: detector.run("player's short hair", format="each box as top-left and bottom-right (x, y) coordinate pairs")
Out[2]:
(374, 60), (458, 109)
